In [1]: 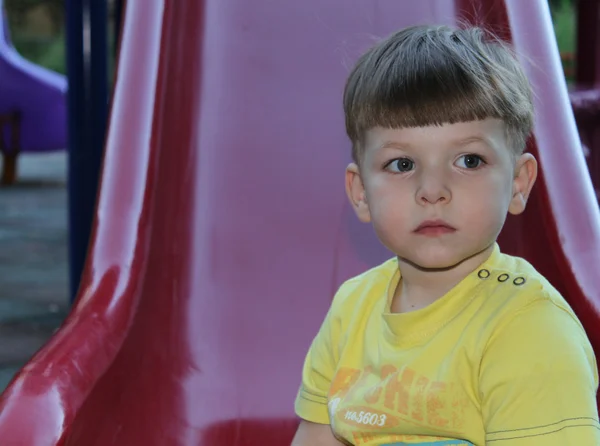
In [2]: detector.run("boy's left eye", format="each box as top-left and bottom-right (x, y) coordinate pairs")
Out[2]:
(455, 154), (485, 169)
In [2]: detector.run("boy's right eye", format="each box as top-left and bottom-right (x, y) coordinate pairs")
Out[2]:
(386, 158), (415, 173)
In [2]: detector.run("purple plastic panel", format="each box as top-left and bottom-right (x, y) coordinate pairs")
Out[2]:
(0, 0), (66, 153)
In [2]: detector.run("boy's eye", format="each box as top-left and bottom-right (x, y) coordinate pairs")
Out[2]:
(456, 154), (484, 169)
(386, 158), (415, 172)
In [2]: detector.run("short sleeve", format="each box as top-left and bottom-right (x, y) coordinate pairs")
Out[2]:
(294, 288), (346, 424)
(480, 298), (600, 444)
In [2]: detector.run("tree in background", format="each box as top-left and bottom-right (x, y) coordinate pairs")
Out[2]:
(5, 0), (63, 35)
(4, 0), (65, 73)
(549, 0), (574, 12)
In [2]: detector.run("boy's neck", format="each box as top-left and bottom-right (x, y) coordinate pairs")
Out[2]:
(391, 244), (495, 313)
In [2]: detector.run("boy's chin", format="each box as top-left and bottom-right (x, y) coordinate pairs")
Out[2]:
(395, 248), (476, 272)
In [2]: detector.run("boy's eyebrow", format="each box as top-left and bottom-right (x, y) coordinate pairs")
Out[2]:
(453, 136), (495, 149)
(379, 140), (411, 150)
(379, 136), (495, 150)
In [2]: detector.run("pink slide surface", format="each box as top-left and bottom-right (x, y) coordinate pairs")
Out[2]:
(0, 0), (598, 445)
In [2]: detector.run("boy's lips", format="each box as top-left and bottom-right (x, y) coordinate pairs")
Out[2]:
(414, 219), (456, 236)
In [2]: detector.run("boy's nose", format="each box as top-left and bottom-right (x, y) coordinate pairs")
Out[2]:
(415, 173), (451, 205)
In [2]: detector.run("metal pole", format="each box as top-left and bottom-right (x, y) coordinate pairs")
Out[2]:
(66, 0), (109, 303)
(114, 0), (125, 55)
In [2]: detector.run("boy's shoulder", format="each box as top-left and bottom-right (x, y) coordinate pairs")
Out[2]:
(480, 248), (584, 332)
(334, 257), (398, 299)
(327, 257), (398, 316)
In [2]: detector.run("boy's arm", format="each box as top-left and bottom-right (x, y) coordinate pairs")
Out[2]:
(293, 282), (351, 442)
(480, 298), (600, 445)
(291, 420), (345, 446)
(295, 282), (350, 423)
(294, 303), (340, 423)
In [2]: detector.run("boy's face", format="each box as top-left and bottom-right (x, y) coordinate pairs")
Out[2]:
(345, 118), (537, 270)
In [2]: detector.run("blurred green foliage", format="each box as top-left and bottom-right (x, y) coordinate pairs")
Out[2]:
(3, 0), (576, 80)
(549, 0), (576, 83)
(551, 0), (576, 54)
(5, 0), (65, 73)
(4, 0), (63, 28)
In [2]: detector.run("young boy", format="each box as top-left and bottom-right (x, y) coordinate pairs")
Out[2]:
(291, 25), (600, 445)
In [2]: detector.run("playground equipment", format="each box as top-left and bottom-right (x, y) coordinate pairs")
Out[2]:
(0, 2), (67, 184)
(0, 0), (598, 444)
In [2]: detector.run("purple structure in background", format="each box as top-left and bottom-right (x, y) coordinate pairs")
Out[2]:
(0, 2), (67, 184)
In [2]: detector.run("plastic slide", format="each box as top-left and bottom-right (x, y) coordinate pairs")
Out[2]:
(0, 0), (598, 444)
(0, 2), (67, 153)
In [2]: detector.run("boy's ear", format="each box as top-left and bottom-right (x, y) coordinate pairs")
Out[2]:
(345, 163), (371, 223)
(508, 153), (538, 215)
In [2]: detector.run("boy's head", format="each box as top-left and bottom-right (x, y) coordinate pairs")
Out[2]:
(344, 25), (534, 162)
(343, 25), (538, 271)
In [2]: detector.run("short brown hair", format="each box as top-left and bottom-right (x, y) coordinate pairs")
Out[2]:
(343, 25), (534, 162)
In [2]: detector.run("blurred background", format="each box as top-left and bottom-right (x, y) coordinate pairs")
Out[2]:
(4, 0), (120, 74)
(0, 0), (121, 390)
(0, 0), (587, 391)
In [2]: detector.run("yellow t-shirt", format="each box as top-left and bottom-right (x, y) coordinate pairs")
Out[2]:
(295, 244), (600, 445)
